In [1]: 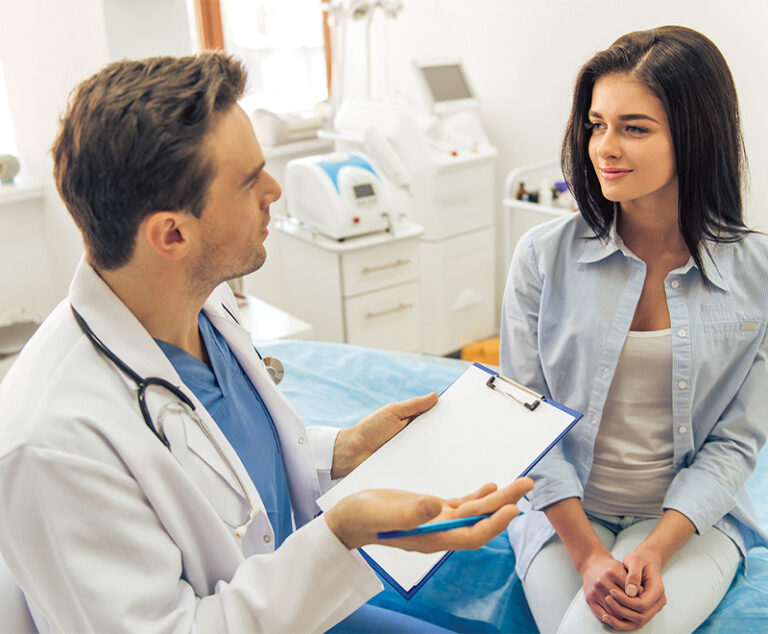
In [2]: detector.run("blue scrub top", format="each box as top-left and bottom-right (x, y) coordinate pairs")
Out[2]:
(156, 312), (293, 547)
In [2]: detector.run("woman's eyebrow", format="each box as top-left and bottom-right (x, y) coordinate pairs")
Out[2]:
(618, 113), (660, 123)
(588, 111), (660, 124)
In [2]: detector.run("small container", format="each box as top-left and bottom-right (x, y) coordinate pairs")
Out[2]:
(539, 178), (554, 207)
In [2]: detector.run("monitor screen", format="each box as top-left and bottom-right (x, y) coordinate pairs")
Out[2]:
(353, 183), (375, 198)
(420, 64), (473, 102)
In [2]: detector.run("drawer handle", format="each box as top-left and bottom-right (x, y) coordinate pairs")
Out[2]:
(365, 302), (413, 320)
(361, 258), (411, 274)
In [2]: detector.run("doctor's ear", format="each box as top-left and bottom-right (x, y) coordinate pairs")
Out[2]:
(142, 211), (194, 261)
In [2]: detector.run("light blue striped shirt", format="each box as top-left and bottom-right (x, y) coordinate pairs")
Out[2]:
(501, 212), (768, 577)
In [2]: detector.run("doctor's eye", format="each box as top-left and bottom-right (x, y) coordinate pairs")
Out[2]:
(584, 121), (604, 132)
(625, 125), (650, 135)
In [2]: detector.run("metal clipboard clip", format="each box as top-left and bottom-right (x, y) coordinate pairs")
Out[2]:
(486, 373), (545, 411)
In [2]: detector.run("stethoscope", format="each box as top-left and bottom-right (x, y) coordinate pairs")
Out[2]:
(70, 304), (284, 539)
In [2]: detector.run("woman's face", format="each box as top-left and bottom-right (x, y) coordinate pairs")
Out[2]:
(587, 73), (677, 211)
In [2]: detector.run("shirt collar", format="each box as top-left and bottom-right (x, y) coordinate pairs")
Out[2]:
(576, 217), (631, 265)
(576, 215), (730, 292)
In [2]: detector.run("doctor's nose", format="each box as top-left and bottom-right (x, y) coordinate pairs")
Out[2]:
(263, 170), (282, 206)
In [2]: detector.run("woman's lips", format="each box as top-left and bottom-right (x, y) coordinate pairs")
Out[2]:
(599, 167), (632, 180)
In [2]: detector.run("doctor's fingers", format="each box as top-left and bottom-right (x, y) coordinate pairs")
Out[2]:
(445, 482), (498, 507)
(394, 504), (521, 553)
(450, 478), (533, 518)
(386, 392), (439, 422)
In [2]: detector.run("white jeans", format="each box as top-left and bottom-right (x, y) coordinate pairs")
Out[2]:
(522, 513), (740, 634)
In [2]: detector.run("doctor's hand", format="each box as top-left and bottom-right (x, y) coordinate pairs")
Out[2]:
(330, 393), (438, 479)
(324, 478), (533, 551)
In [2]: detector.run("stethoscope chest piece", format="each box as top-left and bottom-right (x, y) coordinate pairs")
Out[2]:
(262, 356), (284, 385)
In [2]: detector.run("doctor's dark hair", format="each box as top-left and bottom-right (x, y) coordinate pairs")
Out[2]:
(53, 52), (247, 270)
(562, 25), (749, 277)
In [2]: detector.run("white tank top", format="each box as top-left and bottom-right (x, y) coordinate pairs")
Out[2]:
(582, 329), (676, 517)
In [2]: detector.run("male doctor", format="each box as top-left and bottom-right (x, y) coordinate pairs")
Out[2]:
(0, 53), (532, 632)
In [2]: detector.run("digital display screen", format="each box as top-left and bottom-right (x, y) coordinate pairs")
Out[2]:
(353, 183), (375, 198)
(421, 64), (473, 102)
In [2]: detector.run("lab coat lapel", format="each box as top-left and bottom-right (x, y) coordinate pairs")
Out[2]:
(67, 257), (259, 507)
(203, 294), (323, 526)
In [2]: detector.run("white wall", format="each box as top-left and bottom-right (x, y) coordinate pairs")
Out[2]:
(102, 0), (195, 60)
(0, 0), (194, 318)
(1, 1), (766, 326)
(0, 0), (110, 318)
(365, 0), (768, 308)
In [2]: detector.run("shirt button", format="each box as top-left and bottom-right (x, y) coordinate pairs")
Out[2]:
(602, 369), (609, 379)
(297, 437), (305, 445)
(671, 280), (680, 289)
(677, 329), (687, 338)
(263, 534), (271, 543)
(723, 522), (731, 530)
(678, 380), (687, 389)
(678, 425), (688, 434)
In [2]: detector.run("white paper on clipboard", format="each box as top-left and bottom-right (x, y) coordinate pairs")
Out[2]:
(315, 363), (582, 595)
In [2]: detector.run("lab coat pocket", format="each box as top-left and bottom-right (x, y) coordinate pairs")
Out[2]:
(158, 403), (259, 531)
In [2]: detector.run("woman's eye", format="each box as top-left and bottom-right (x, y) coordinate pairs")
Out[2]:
(626, 125), (649, 135)
(585, 121), (604, 132)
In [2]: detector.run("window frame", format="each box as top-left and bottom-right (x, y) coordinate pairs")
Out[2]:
(193, 0), (332, 95)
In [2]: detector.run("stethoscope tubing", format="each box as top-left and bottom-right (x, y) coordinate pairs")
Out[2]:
(70, 304), (259, 537)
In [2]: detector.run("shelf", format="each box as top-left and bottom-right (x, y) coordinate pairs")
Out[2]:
(261, 137), (333, 159)
(0, 181), (44, 206)
(236, 294), (314, 341)
(275, 217), (424, 253)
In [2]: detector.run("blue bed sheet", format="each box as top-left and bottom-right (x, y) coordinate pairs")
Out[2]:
(257, 339), (768, 633)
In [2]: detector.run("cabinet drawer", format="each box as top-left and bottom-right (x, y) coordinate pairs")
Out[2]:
(344, 282), (422, 352)
(341, 238), (419, 297)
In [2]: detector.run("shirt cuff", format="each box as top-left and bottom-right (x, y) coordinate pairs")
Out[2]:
(306, 426), (341, 493)
(526, 454), (583, 510)
(528, 478), (583, 511)
(663, 467), (730, 535)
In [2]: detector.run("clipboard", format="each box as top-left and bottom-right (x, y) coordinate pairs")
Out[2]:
(316, 363), (582, 599)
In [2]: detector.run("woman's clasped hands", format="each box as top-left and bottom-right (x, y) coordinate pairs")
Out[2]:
(581, 549), (667, 630)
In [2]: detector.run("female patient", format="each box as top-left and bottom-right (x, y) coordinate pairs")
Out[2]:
(501, 26), (768, 633)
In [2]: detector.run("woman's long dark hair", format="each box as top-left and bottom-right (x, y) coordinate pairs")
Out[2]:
(562, 26), (749, 278)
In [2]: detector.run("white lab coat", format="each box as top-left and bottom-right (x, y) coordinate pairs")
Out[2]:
(0, 258), (382, 633)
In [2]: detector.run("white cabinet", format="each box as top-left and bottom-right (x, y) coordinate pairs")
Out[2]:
(276, 220), (423, 352)
(419, 227), (495, 356)
(415, 156), (497, 355)
(344, 282), (421, 351)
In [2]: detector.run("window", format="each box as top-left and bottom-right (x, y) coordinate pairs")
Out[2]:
(199, 0), (330, 114)
(0, 61), (17, 155)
